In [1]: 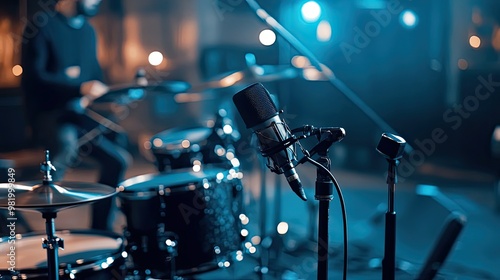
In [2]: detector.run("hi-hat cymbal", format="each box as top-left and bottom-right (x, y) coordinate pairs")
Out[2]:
(0, 181), (117, 213)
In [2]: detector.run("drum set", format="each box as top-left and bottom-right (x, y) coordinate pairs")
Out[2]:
(119, 107), (245, 279)
(0, 65), (298, 279)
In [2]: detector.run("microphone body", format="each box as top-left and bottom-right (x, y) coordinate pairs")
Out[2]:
(253, 114), (305, 200)
(233, 83), (307, 201)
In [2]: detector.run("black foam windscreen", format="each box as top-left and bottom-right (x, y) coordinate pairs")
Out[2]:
(232, 83), (278, 128)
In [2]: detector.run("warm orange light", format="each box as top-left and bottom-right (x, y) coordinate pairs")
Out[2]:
(181, 140), (191, 149)
(492, 27), (500, 51)
(317, 20), (332, 42)
(303, 67), (325, 81)
(291, 56), (310, 68)
(469, 35), (481, 48)
(220, 72), (244, 87)
(12, 65), (23, 76)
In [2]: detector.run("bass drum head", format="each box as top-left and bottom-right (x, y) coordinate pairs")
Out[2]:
(0, 230), (127, 280)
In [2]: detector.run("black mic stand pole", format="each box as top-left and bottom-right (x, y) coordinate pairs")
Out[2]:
(314, 146), (334, 280)
(299, 129), (343, 280)
(376, 132), (406, 280)
(382, 158), (398, 280)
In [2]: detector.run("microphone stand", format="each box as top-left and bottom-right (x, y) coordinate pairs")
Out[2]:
(376, 132), (406, 280)
(255, 124), (347, 280)
(296, 127), (347, 280)
(312, 141), (334, 280)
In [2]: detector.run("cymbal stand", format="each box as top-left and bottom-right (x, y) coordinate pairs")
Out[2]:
(40, 151), (64, 280)
(42, 211), (64, 280)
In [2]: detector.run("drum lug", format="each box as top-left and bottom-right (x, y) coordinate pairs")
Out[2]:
(42, 236), (64, 250)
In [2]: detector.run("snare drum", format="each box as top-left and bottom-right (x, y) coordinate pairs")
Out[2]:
(0, 230), (126, 280)
(149, 110), (240, 172)
(118, 167), (244, 278)
(150, 126), (226, 171)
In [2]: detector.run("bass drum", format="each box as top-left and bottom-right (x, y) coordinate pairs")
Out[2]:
(118, 167), (245, 278)
(0, 230), (127, 280)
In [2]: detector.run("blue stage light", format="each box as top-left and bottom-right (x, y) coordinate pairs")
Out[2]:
(301, 1), (321, 23)
(400, 9), (418, 29)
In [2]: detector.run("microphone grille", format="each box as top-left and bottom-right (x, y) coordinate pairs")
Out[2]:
(233, 83), (278, 128)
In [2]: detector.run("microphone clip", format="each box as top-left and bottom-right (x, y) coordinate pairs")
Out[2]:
(297, 126), (346, 165)
(292, 125), (344, 140)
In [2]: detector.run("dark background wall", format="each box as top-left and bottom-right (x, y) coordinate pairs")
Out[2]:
(0, 0), (499, 175)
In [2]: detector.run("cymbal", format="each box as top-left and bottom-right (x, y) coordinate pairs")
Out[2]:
(95, 80), (191, 104)
(107, 80), (191, 94)
(191, 65), (299, 91)
(0, 181), (117, 213)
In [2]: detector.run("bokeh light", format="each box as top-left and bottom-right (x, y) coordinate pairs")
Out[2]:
(12, 65), (23, 76)
(259, 29), (276, 46)
(400, 10), (418, 29)
(148, 51), (164, 66)
(469, 35), (481, 48)
(317, 20), (332, 42)
(301, 1), (321, 23)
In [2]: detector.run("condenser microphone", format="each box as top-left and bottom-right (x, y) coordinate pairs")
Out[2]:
(233, 83), (307, 201)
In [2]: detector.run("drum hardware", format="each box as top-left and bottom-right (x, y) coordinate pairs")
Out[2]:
(156, 184), (180, 279)
(0, 150), (120, 280)
(156, 229), (179, 280)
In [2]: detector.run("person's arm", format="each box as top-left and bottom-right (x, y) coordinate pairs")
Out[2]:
(21, 27), (82, 103)
(21, 26), (107, 103)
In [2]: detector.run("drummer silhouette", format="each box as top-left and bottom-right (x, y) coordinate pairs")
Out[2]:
(21, 0), (131, 231)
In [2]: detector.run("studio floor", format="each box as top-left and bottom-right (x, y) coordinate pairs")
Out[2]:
(1, 150), (500, 280)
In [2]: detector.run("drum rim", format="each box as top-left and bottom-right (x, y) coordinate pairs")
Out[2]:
(150, 126), (213, 151)
(0, 228), (124, 242)
(118, 166), (232, 194)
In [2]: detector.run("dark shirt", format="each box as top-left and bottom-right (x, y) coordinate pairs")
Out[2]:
(21, 12), (103, 122)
